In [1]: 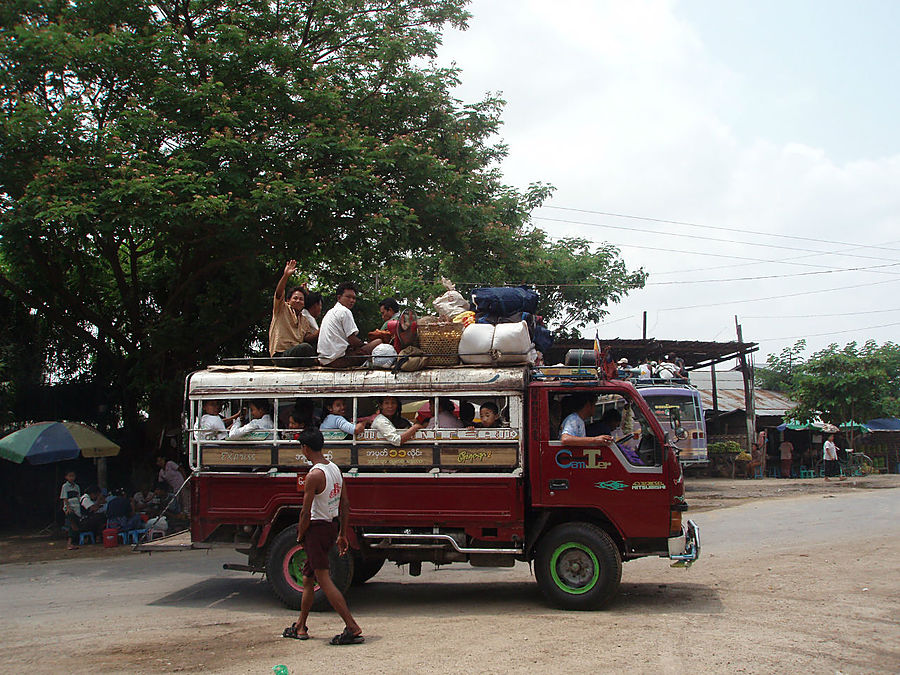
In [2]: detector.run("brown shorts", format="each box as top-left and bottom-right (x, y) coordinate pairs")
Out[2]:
(302, 520), (339, 577)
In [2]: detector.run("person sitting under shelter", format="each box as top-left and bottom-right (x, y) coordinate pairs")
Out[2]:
(317, 283), (382, 368)
(79, 486), (108, 538)
(106, 488), (144, 531)
(269, 259), (316, 358)
(371, 396), (424, 446)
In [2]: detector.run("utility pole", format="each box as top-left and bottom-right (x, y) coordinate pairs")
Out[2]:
(642, 311), (647, 340)
(735, 315), (755, 453)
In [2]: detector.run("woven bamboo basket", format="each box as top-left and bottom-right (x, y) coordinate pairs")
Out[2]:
(417, 322), (464, 366)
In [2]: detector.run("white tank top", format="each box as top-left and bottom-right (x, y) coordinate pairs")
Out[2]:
(309, 462), (342, 521)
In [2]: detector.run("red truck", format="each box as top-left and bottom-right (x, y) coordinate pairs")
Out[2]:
(167, 364), (699, 610)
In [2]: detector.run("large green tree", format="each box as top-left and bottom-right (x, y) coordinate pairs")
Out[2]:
(785, 341), (900, 426)
(0, 0), (645, 447)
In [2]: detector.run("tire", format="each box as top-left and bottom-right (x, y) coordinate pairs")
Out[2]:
(534, 522), (622, 610)
(351, 553), (386, 585)
(265, 525), (354, 611)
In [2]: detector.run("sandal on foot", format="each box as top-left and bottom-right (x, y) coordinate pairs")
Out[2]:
(282, 624), (309, 640)
(330, 627), (364, 645)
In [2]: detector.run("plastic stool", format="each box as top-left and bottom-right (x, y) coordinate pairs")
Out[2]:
(127, 528), (149, 545)
(769, 465), (780, 478)
(78, 531), (95, 545)
(118, 531), (129, 545)
(753, 466), (763, 479)
(800, 466), (815, 478)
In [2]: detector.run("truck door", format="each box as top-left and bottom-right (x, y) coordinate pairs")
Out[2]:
(530, 387), (672, 539)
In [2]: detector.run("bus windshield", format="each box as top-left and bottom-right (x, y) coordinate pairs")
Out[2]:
(640, 390), (707, 465)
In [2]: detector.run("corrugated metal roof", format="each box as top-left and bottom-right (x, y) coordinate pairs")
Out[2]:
(688, 370), (797, 416)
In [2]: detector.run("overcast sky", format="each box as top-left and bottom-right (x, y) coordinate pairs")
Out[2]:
(437, 0), (900, 365)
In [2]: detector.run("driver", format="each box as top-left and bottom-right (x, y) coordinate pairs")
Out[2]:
(560, 394), (614, 447)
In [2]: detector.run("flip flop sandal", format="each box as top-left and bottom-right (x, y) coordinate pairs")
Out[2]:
(282, 624), (309, 640)
(329, 628), (364, 646)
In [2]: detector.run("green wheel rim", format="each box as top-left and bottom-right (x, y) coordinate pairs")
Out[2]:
(288, 550), (308, 585)
(549, 542), (600, 594)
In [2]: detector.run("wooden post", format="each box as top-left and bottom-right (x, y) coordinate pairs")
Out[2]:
(710, 363), (719, 415)
(642, 311), (647, 340)
(735, 315), (754, 453)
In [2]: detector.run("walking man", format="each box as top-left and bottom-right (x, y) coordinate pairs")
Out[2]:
(283, 429), (363, 645)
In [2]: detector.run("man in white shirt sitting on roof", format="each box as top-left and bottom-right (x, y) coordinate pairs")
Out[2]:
(317, 282), (382, 368)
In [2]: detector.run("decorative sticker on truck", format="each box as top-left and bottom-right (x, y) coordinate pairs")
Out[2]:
(631, 481), (666, 490)
(593, 480), (666, 491)
(440, 445), (518, 466)
(358, 447), (431, 466)
(594, 480), (628, 491)
(360, 428), (519, 442)
(555, 448), (611, 470)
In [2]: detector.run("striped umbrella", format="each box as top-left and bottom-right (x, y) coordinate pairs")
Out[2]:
(0, 422), (120, 465)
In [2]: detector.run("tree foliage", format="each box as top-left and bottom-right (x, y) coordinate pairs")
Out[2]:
(0, 0), (645, 442)
(755, 340), (805, 392)
(784, 341), (900, 425)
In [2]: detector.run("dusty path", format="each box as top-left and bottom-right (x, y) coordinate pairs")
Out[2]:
(1, 484), (898, 674)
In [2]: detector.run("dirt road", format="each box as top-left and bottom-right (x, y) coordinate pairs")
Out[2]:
(2, 483), (898, 674)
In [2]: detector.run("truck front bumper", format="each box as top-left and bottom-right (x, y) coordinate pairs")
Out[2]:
(667, 519), (701, 565)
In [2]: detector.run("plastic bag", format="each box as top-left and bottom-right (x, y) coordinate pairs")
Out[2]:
(432, 277), (470, 318)
(370, 343), (398, 369)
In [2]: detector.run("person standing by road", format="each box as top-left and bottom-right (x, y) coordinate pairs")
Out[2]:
(779, 437), (794, 478)
(823, 433), (845, 481)
(59, 470), (82, 550)
(283, 429), (364, 645)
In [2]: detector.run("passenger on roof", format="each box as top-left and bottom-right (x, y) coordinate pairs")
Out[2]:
(302, 290), (323, 343)
(317, 282), (382, 368)
(378, 298), (400, 330)
(371, 396), (424, 446)
(269, 260), (316, 359)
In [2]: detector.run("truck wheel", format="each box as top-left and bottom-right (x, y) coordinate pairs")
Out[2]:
(351, 553), (386, 585)
(265, 525), (354, 611)
(535, 523), (622, 610)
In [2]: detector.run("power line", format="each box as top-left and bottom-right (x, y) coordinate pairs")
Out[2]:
(535, 215), (900, 264)
(744, 307), (900, 319)
(540, 204), (900, 254)
(754, 320), (900, 343)
(657, 276), (900, 312)
(646, 261), (900, 285)
(544, 233), (852, 271)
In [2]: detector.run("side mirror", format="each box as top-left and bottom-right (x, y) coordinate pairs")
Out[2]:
(666, 427), (688, 444)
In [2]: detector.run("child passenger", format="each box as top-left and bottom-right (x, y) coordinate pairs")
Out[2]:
(229, 399), (274, 439)
(477, 402), (504, 428)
